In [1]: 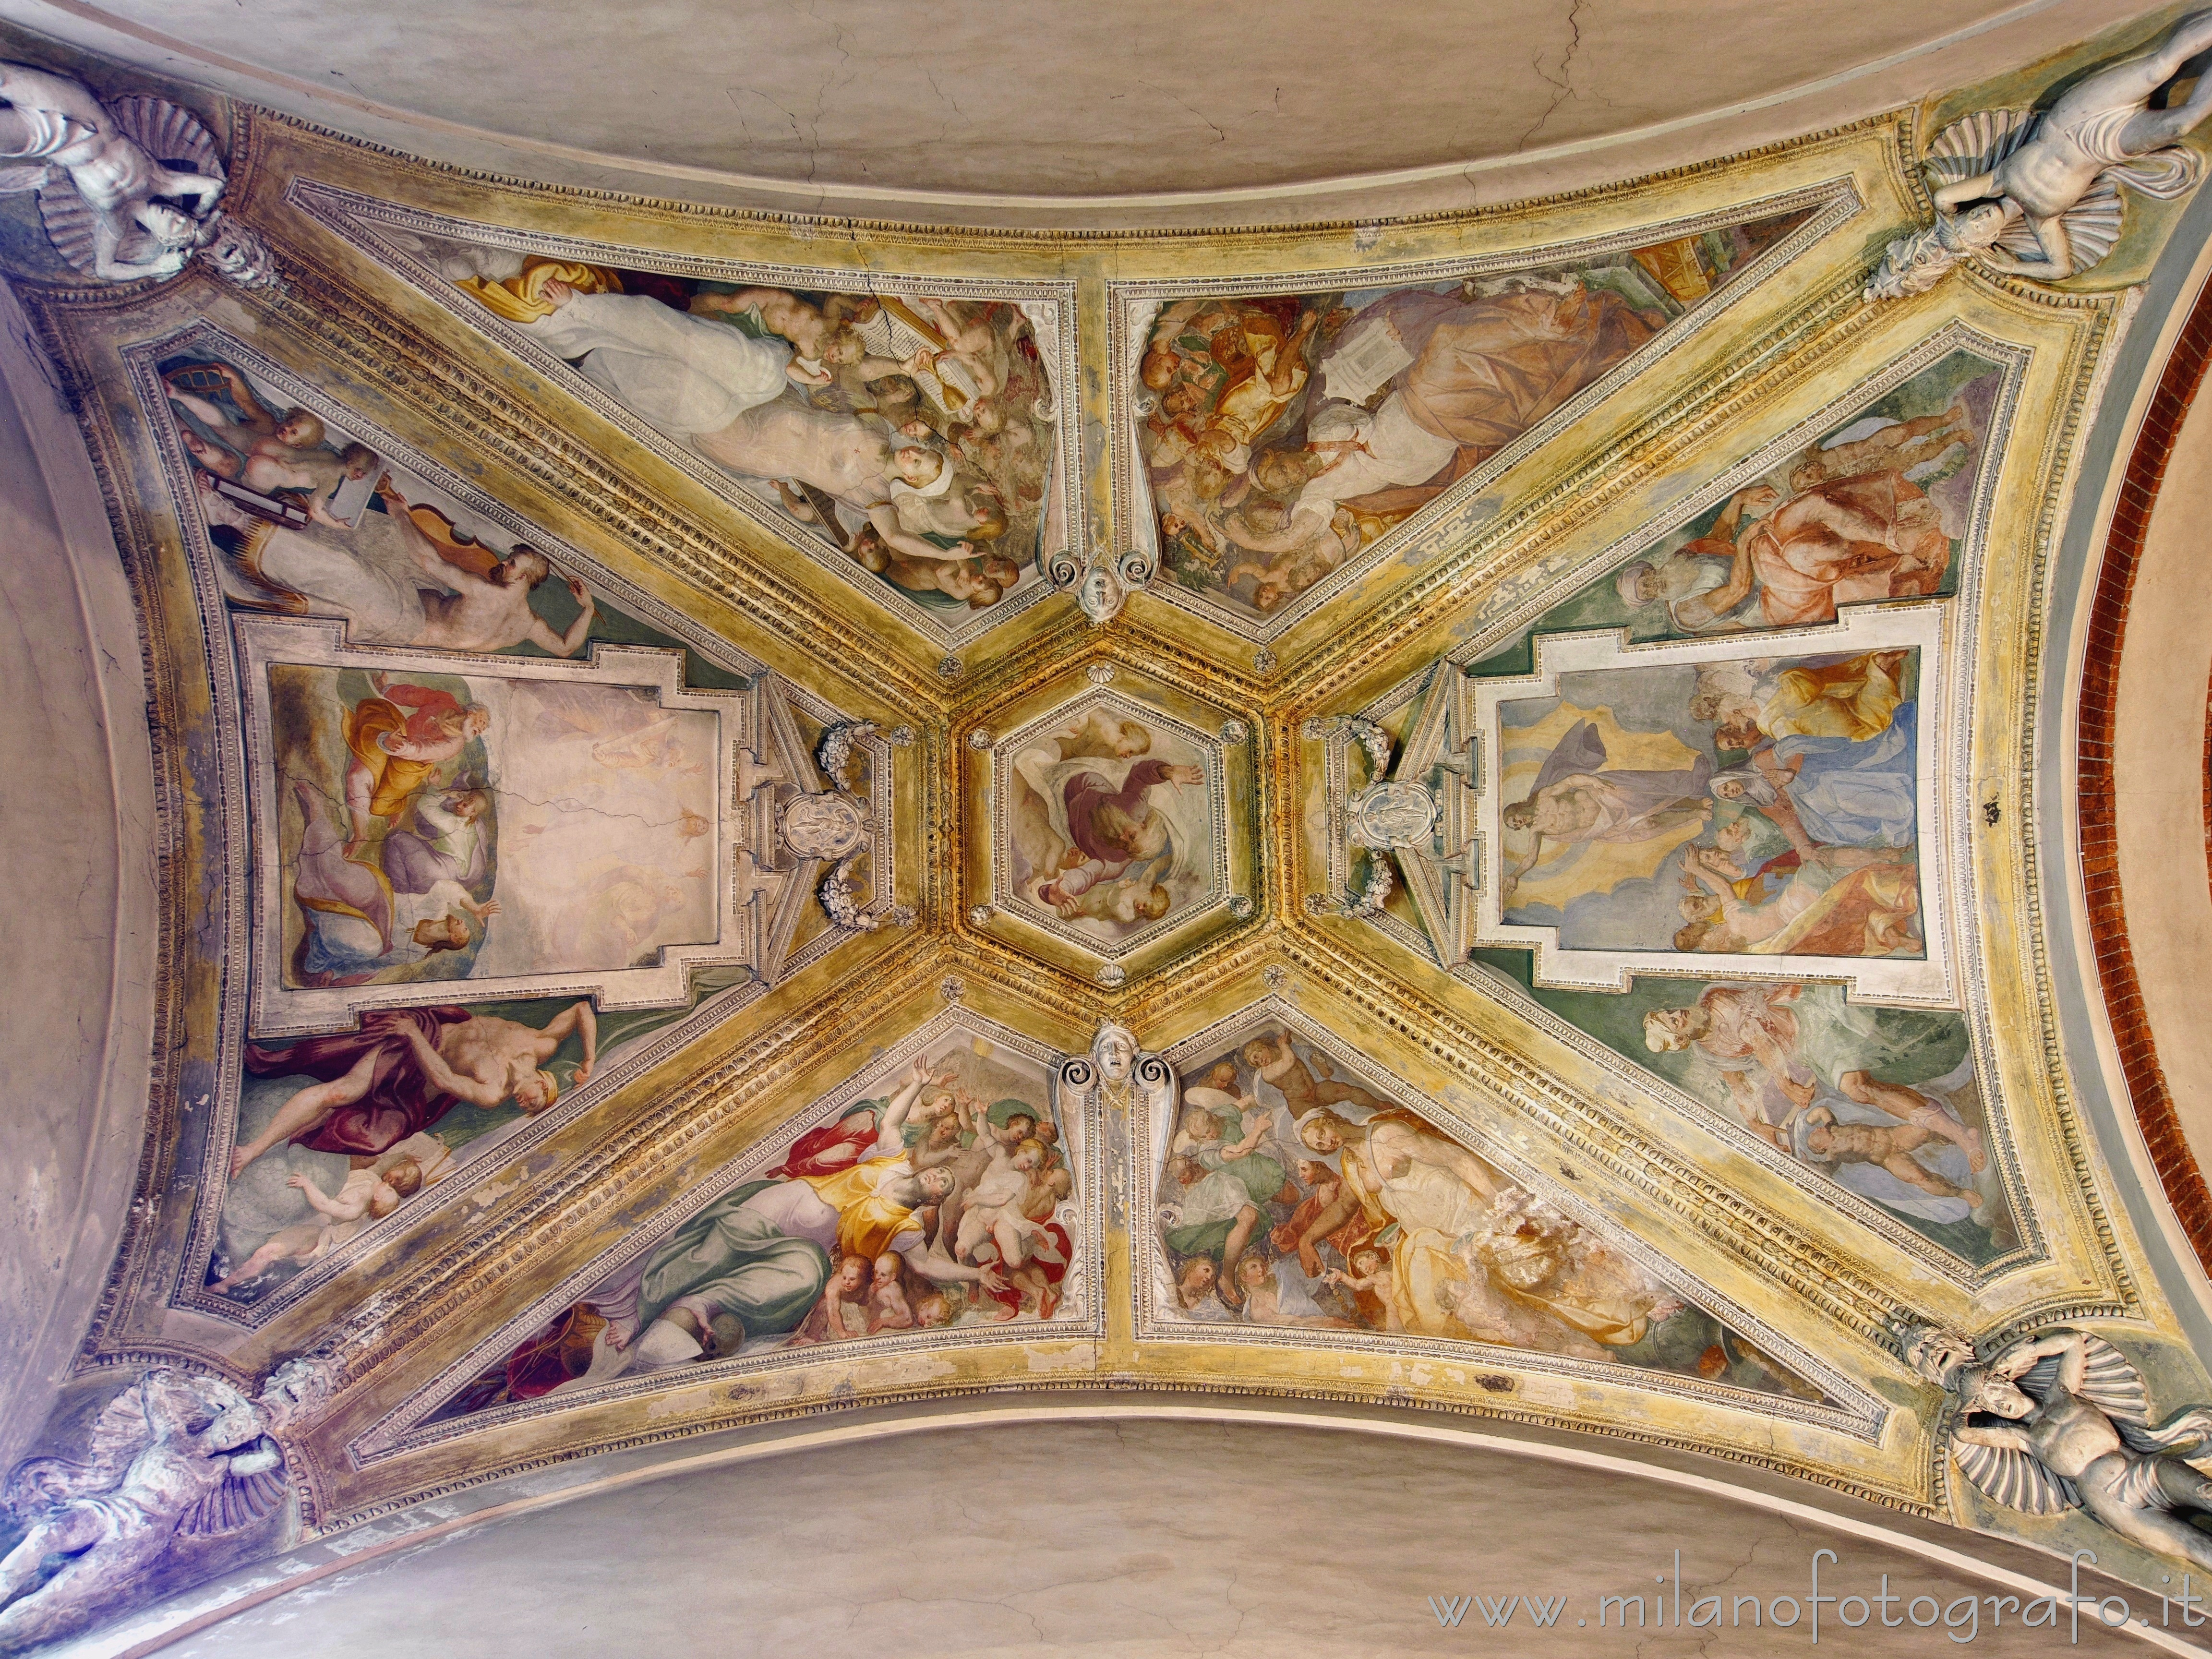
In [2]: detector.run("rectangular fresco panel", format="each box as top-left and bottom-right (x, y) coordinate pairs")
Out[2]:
(264, 662), (718, 990)
(1142, 1008), (1832, 1404)
(424, 1020), (1086, 1423)
(239, 618), (753, 1033)
(1499, 646), (1926, 958)
(1121, 202), (1822, 627)
(1467, 601), (1951, 1001)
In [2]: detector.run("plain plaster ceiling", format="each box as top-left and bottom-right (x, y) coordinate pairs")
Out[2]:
(158, 1420), (2137, 1659)
(0, 0), (2176, 220)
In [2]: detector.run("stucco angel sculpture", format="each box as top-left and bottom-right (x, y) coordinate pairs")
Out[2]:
(1910, 1325), (2212, 1566)
(0, 1358), (336, 1650)
(1869, 12), (2212, 298)
(0, 59), (272, 287)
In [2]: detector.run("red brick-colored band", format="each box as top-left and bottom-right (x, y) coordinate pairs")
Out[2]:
(2077, 271), (2212, 1270)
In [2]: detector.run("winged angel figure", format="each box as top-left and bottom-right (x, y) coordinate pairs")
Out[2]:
(0, 60), (272, 287)
(0, 1359), (334, 1650)
(1869, 11), (2212, 298)
(1910, 1326), (2212, 1566)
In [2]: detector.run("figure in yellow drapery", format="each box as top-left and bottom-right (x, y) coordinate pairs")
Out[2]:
(795, 1154), (926, 1263)
(457, 255), (624, 324)
(1754, 649), (1906, 744)
(343, 683), (488, 824)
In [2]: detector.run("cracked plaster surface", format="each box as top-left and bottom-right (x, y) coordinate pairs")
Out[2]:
(3, 0), (2142, 200)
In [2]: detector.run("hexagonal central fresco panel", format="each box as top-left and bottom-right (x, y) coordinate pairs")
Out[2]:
(967, 667), (1255, 984)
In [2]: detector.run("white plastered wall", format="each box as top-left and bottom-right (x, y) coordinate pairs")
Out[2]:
(0, 275), (158, 1470)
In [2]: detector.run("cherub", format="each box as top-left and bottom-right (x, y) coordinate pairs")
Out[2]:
(688, 286), (907, 387)
(1047, 874), (1171, 926)
(1171, 1104), (1231, 1161)
(905, 294), (1010, 400)
(0, 60), (226, 282)
(1050, 710), (1154, 762)
(793, 1253), (873, 1344)
(167, 364), (373, 525)
(1797, 1108), (1972, 1199)
(850, 527), (1011, 608)
(1241, 1030), (1391, 1117)
(912, 1291), (956, 1329)
(1183, 1059), (1272, 1162)
(210, 1159), (423, 1292)
(867, 1251), (916, 1332)
(1326, 1242), (1401, 1332)
(955, 1138), (1051, 1267)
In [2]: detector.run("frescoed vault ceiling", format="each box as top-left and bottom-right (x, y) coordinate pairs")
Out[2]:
(15, 5), (2212, 1649)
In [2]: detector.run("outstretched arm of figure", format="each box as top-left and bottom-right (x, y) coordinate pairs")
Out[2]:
(862, 503), (974, 564)
(873, 1056), (934, 1154)
(1954, 1424), (2037, 1453)
(398, 1025), (509, 1107)
(1292, 1189), (1365, 1276)
(695, 286), (791, 315)
(89, 218), (184, 283)
(1932, 170), (2001, 213)
(1722, 1071), (1783, 1144)
(1501, 831), (1549, 885)
(1265, 312), (1322, 393)
(526, 576), (597, 657)
(900, 1238), (1008, 1296)
(1694, 530), (1761, 621)
(287, 1172), (365, 1221)
(1973, 228), (2076, 282)
(1986, 1330), (2083, 1382)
